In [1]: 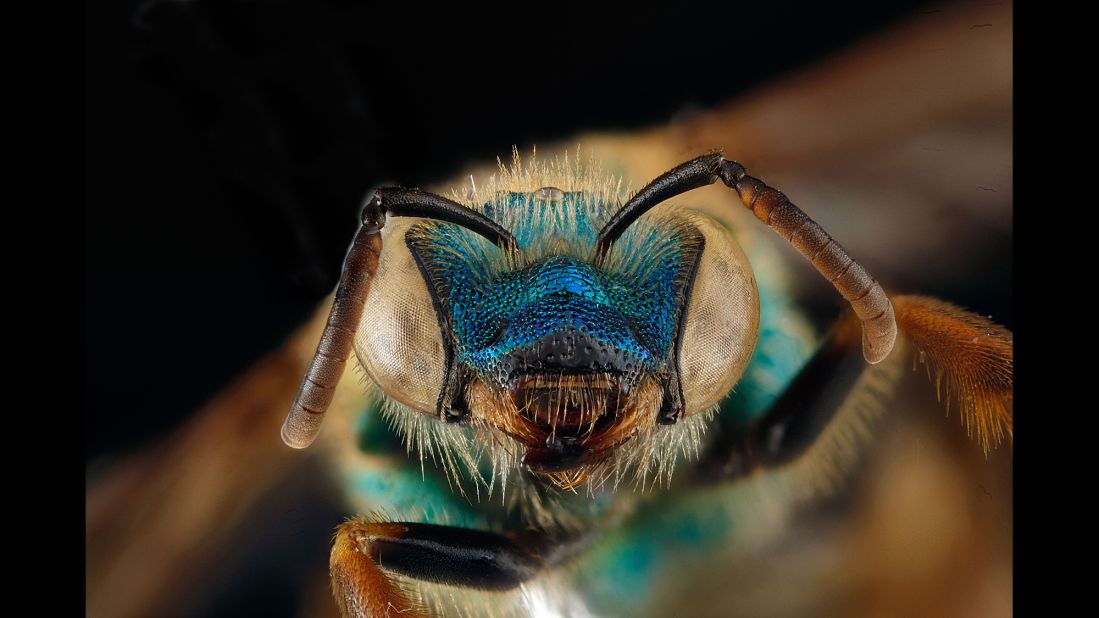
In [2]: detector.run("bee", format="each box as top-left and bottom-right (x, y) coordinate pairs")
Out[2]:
(281, 147), (1013, 618)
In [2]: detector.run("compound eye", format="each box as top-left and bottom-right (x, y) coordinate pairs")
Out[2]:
(678, 213), (760, 415)
(354, 219), (446, 413)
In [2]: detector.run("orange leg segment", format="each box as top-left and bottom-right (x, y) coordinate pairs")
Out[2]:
(329, 518), (549, 618)
(702, 295), (1012, 481)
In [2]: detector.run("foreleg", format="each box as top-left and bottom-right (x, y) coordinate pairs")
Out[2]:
(701, 295), (1012, 489)
(330, 518), (567, 618)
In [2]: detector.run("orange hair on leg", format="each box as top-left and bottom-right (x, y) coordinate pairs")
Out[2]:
(892, 295), (1013, 454)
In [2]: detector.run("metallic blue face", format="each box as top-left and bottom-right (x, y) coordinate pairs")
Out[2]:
(407, 191), (703, 390)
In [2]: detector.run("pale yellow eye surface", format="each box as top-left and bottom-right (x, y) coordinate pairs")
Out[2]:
(678, 211), (760, 415)
(354, 218), (446, 414)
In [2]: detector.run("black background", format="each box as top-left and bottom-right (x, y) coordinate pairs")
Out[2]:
(87, 0), (947, 463)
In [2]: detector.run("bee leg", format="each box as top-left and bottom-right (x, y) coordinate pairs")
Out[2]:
(330, 518), (555, 618)
(888, 294), (1013, 453)
(700, 306), (869, 479)
(700, 296), (1012, 483)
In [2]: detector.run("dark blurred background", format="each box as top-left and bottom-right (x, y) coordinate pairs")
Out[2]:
(86, 0), (966, 464)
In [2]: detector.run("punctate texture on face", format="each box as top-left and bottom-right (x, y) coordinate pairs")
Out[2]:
(409, 191), (703, 390)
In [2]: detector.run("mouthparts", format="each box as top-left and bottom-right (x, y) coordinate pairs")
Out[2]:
(467, 373), (663, 490)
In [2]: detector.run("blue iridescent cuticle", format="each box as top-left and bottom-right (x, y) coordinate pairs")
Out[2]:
(408, 191), (701, 387)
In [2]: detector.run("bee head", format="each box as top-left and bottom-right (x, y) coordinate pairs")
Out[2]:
(355, 153), (759, 492)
